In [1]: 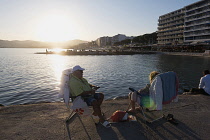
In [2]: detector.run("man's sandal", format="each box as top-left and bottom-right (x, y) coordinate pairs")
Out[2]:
(166, 114), (178, 125)
(101, 121), (111, 128)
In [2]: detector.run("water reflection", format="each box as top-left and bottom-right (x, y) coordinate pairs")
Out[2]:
(49, 55), (67, 84)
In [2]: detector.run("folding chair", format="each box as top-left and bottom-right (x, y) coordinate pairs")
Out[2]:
(129, 71), (179, 124)
(58, 69), (94, 140)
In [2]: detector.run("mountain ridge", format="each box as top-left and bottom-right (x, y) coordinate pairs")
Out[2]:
(0, 39), (88, 48)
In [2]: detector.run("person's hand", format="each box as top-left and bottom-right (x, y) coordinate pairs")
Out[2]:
(93, 86), (100, 90)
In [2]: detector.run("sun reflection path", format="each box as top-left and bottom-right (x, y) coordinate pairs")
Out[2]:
(52, 48), (64, 53)
(48, 55), (69, 86)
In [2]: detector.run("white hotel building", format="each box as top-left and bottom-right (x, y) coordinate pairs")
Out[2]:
(96, 34), (133, 47)
(158, 0), (210, 45)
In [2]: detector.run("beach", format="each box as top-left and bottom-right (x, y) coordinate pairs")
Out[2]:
(0, 94), (209, 140)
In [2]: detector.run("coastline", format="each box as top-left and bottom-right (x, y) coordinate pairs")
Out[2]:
(0, 95), (209, 140)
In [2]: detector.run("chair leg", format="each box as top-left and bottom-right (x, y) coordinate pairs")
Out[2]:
(66, 111), (76, 124)
(66, 111), (77, 140)
(65, 111), (91, 140)
(149, 115), (165, 123)
(77, 114), (91, 140)
(140, 106), (164, 124)
(66, 122), (71, 140)
(140, 106), (148, 123)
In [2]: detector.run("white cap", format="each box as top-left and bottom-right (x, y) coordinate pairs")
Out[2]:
(72, 65), (85, 72)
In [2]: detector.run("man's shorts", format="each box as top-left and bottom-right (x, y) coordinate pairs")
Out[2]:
(82, 93), (101, 106)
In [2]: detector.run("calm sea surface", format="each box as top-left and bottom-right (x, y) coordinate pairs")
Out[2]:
(0, 48), (210, 106)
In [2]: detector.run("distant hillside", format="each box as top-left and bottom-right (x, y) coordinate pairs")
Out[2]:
(0, 39), (88, 48)
(113, 32), (157, 46)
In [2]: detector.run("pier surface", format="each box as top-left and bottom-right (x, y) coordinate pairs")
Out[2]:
(36, 50), (157, 55)
(0, 95), (209, 140)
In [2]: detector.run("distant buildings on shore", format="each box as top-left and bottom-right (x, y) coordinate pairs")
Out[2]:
(95, 0), (210, 48)
(95, 34), (134, 47)
(158, 0), (210, 45)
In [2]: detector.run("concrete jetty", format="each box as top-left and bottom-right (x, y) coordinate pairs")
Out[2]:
(35, 49), (157, 55)
(0, 95), (209, 140)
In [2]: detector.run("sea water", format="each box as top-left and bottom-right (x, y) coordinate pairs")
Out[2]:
(0, 48), (210, 106)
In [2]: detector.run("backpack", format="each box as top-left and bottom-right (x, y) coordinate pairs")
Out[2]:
(109, 110), (128, 122)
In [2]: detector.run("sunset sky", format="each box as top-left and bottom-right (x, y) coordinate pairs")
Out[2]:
(0, 0), (199, 42)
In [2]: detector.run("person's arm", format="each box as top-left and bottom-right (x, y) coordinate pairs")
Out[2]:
(138, 84), (150, 95)
(199, 77), (204, 89)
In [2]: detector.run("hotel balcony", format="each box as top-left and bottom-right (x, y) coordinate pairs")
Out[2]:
(184, 26), (210, 33)
(185, 1), (210, 13)
(158, 21), (184, 29)
(184, 31), (210, 37)
(159, 9), (184, 21)
(158, 26), (184, 33)
(185, 7), (210, 18)
(157, 34), (183, 40)
(185, 36), (210, 42)
(159, 16), (184, 25)
(185, 13), (210, 22)
(185, 20), (210, 27)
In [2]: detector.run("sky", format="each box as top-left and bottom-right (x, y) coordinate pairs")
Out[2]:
(0, 0), (199, 42)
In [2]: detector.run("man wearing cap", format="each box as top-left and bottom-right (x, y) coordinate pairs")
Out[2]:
(69, 65), (110, 127)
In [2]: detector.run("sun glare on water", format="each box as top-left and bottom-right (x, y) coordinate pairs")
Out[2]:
(53, 48), (63, 53)
(36, 14), (77, 42)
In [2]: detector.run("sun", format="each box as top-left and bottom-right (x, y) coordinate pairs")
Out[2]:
(36, 14), (77, 42)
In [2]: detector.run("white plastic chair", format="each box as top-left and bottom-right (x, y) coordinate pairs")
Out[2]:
(58, 68), (93, 140)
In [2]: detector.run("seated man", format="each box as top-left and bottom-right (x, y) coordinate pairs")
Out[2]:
(189, 70), (210, 95)
(69, 65), (110, 128)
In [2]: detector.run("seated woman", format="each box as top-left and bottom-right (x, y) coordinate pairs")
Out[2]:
(127, 71), (159, 113)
